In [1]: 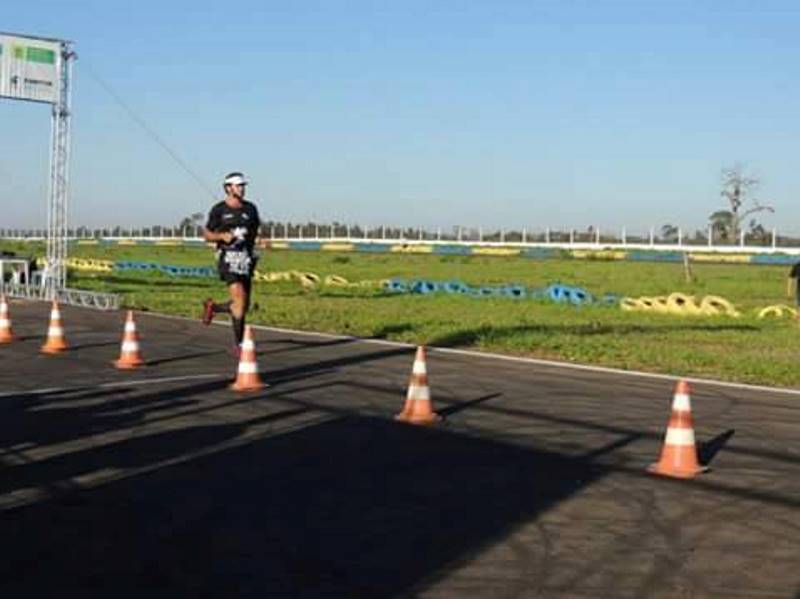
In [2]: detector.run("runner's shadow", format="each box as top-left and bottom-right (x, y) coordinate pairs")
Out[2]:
(268, 346), (414, 380)
(698, 429), (736, 466)
(145, 350), (226, 367)
(258, 336), (355, 355)
(67, 341), (120, 351)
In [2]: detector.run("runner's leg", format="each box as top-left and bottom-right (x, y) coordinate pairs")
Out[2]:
(229, 281), (247, 346)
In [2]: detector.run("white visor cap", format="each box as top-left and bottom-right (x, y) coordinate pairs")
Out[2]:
(224, 174), (249, 186)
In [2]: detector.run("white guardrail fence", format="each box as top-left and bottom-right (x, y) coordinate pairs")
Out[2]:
(2, 225), (800, 254)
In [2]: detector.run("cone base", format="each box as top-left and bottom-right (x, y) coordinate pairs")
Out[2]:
(647, 462), (709, 480)
(114, 359), (144, 369)
(394, 412), (441, 426)
(40, 344), (68, 354)
(230, 380), (267, 392)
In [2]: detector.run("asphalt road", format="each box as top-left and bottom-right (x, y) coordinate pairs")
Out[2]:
(0, 300), (798, 598)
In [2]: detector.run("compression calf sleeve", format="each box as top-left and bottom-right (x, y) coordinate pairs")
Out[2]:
(232, 316), (245, 347)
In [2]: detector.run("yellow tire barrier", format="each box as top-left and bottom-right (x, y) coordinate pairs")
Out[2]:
(757, 304), (798, 319)
(252, 270), (382, 289)
(651, 296), (671, 314)
(64, 257), (114, 272)
(295, 272), (320, 288)
(324, 275), (349, 287)
(638, 296), (656, 311)
(666, 292), (701, 315)
(622, 293), (740, 317)
(620, 297), (644, 311)
(699, 295), (740, 318)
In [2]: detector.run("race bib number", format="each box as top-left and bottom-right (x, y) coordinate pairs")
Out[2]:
(223, 250), (252, 275)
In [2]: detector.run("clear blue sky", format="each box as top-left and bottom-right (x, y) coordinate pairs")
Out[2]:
(2, 1), (800, 234)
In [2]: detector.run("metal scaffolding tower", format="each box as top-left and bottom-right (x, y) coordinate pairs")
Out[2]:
(45, 41), (74, 295)
(0, 32), (118, 309)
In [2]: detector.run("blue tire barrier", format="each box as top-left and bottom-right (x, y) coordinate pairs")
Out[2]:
(472, 286), (498, 297)
(384, 279), (408, 293)
(547, 284), (569, 303)
(443, 280), (471, 294)
(566, 286), (593, 305)
(410, 280), (438, 294)
(501, 285), (527, 299)
(600, 293), (621, 305)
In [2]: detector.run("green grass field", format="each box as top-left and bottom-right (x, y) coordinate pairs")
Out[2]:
(3, 240), (799, 387)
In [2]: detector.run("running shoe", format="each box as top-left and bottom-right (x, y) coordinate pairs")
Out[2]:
(201, 298), (215, 325)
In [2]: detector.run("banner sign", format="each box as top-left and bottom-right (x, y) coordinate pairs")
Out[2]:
(0, 33), (62, 104)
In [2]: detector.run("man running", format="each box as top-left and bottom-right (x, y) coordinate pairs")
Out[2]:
(201, 172), (261, 354)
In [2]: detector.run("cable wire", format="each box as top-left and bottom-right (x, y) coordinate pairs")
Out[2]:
(81, 59), (219, 201)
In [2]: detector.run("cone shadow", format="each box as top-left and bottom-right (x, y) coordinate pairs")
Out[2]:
(698, 429), (736, 466)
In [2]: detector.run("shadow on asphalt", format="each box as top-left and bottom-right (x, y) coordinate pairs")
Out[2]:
(429, 322), (760, 347)
(0, 412), (607, 598)
(698, 428), (736, 466)
(145, 350), (227, 367)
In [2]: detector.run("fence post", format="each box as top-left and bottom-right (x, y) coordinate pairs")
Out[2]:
(740, 229), (745, 248)
(500, 228), (505, 243)
(772, 228), (777, 249)
(708, 226), (712, 248)
(621, 227), (626, 246)
(478, 226), (483, 242)
(437, 227), (441, 241)
(457, 226), (462, 242)
(595, 227), (600, 245)
(569, 229), (574, 245)
(678, 227), (683, 246)
(522, 228), (527, 244)
(649, 227), (654, 246)
(546, 227), (551, 243)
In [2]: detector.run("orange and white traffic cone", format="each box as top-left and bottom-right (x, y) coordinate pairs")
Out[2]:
(0, 295), (14, 344)
(40, 299), (68, 354)
(114, 310), (144, 369)
(395, 346), (439, 425)
(230, 325), (265, 391)
(648, 380), (708, 479)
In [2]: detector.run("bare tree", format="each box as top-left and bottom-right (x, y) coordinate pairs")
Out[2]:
(660, 223), (678, 242)
(714, 164), (774, 242)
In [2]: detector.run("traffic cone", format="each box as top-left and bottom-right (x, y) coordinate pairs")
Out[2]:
(40, 300), (68, 354)
(395, 346), (439, 425)
(0, 295), (14, 344)
(648, 380), (708, 479)
(114, 310), (144, 369)
(230, 325), (265, 391)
